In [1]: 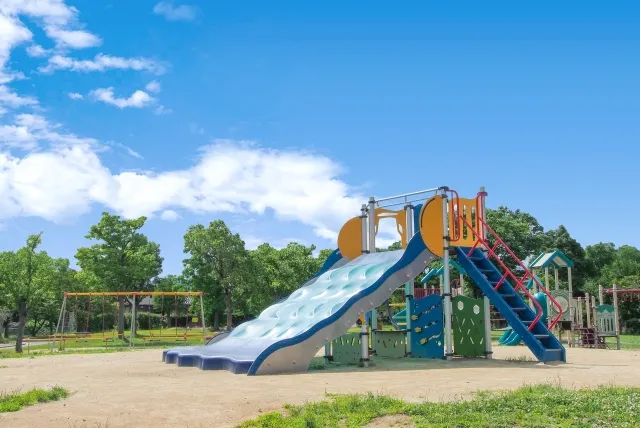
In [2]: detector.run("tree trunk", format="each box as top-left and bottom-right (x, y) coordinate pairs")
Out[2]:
(2, 317), (9, 340)
(213, 311), (220, 331)
(118, 296), (125, 336)
(15, 300), (27, 353)
(225, 292), (233, 330)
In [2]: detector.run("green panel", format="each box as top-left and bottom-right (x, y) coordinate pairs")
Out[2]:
(331, 333), (361, 364)
(549, 290), (571, 322)
(452, 295), (486, 357)
(373, 330), (406, 358)
(595, 304), (616, 335)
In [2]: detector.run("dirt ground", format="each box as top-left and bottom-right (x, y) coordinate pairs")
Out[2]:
(1, 347), (639, 428)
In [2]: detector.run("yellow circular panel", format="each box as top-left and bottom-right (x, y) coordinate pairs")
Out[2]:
(337, 216), (363, 260)
(419, 195), (444, 257)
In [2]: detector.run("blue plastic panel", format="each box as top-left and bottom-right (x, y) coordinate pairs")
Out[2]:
(410, 294), (444, 359)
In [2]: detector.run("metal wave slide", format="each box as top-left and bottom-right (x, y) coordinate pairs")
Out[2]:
(163, 233), (436, 375)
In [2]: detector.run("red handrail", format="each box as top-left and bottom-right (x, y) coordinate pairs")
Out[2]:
(451, 193), (564, 331)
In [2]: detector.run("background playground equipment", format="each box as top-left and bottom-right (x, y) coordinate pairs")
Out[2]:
(49, 291), (206, 350)
(164, 186), (566, 375)
(573, 284), (624, 349)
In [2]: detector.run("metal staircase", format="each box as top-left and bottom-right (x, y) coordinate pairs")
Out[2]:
(449, 191), (566, 363)
(456, 248), (565, 362)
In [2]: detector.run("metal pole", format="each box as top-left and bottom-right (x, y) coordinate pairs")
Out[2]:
(613, 284), (621, 350)
(479, 187), (488, 244)
(360, 311), (369, 367)
(483, 296), (492, 359)
(324, 343), (331, 365)
(367, 197), (376, 345)
(361, 204), (368, 254)
(200, 293), (206, 344)
(554, 268), (559, 291)
(404, 203), (414, 355)
(368, 197), (376, 253)
(53, 294), (67, 352)
(459, 274), (465, 296)
(441, 190), (453, 361)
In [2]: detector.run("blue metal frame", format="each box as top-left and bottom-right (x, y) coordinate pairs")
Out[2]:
(455, 247), (565, 363)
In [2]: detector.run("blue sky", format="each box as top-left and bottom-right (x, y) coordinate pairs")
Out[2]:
(0, 1), (638, 275)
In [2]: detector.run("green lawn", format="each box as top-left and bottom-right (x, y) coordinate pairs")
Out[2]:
(240, 384), (640, 427)
(0, 386), (69, 412)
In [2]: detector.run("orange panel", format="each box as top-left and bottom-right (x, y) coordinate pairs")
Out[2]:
(337, 216), (363, 260)
(449, 197), (480, 247)
(419, 195), (444, 257)
(374, 208), (408, 248)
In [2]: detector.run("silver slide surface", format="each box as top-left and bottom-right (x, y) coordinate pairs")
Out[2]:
(163, 233), (435, 375)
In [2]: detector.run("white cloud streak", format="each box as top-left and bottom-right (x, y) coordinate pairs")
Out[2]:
(153, 2), (197, 21)
(90, 87), (155, 109)
(40, 53), (166, 75)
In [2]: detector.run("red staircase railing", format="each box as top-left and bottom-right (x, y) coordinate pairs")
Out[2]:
(449, 191), (564, 331)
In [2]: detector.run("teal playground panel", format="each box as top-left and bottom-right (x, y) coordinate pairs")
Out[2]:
(373, 330), (406, 358)
(410, 294), (444, 358)
(331, 333), (361, 364)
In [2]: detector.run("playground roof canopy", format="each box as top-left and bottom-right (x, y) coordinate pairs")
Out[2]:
(528, 250), (574, 269)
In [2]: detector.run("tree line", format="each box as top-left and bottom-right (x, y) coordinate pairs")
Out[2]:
(1, 206), (639, 352)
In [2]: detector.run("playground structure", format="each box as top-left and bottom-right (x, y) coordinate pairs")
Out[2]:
(493, 248), (625, 350)
(45, 292), (207, 350)
(572, 284), (625, 349)
(164, 186), (569, 375)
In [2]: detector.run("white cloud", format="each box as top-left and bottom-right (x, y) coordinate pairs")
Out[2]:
(145, 81), (161, 93)
(153, 2), (197, 21)
(0, 113), (97, 150)
(90, 87), (155, 109)
(159, 209), (181, 221)
(0, 116), (364, 238)
(40, 53), (166, 75)
(67, 92), (83, 100)
(26, 44), (51, 58)
(154, 105), (172, 115)
(0, 85), (38, 108)
(43, 26), (101, 49)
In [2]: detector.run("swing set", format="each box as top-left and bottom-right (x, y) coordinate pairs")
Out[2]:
(52, 291), (206, 349)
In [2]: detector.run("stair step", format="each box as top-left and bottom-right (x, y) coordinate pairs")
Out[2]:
(534, 334), (550, 340)
(512, 307), (528, 312)
(500, 293), (518, 298)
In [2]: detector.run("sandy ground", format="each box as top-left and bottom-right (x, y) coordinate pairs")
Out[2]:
(1, 347), (639, 428)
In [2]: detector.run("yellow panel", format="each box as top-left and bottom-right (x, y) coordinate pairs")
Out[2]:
(374, 208), (408, 248)
(337, 216), (363, 259)
(419, 195), (444, 257)
(450, 197), (481, 247)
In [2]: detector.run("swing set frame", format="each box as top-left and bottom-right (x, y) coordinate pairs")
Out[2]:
(52, 291), (206, 349)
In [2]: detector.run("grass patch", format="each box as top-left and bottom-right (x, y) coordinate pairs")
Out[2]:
(0, 347), (151, 359)
(0, 386), (69, 413)
(0, 364), (7, 368)
(503, 355), (536, 362)
(239, 384), (640, 427)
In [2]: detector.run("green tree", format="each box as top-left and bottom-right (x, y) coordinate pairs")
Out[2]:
(585, 242), (617, 278)
(75, 213), (163, 335)
(27, 258), (80, 337)
(0, 233), (53, 352)
(153, 274), (190, 327)
(247, 242), (327, 316)
(183, 221), (248, 330)
(485, 207), (546, 267)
